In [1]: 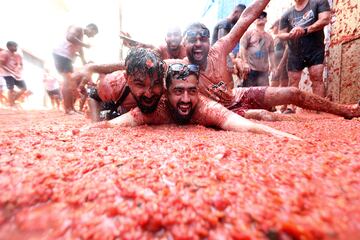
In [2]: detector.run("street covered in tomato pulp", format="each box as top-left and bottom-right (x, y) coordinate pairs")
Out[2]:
(0, 109), (359, 239)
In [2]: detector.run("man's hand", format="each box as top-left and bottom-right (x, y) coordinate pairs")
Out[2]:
(233, 58), (250, 80)
(273, 66), (281, 80)
(289, 26), (306, 39)
(120, 31), (139, 47)
(270, 66), (276, 81)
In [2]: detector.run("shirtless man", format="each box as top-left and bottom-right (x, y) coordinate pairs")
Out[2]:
(80, 48), (165, 122)
(0, 41), (27, 107)
(121, 26), (187, 60)
(43, 69), (61, 110)
(104, 62), (300, 140)
(181, 0), (360, 120)
(53, 23), (98, 114)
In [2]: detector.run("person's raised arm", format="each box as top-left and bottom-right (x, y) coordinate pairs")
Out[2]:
(120, 32), (156, 50)
(86, 62), (126, 74)
(223, 0), (271, 53)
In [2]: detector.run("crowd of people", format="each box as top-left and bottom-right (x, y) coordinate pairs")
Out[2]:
(1, 0), (359, 137)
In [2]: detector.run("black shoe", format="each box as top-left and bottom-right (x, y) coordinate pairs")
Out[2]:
(283, 108), (296, 114)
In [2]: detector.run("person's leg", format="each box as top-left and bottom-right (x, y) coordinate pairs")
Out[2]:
(53, 54), (76, 114)
(88, 98), (102, 122)
(270, 79), (279, 87)
(13, 81), (26, 102)
(263, 87), (360, 119)
(61, 72), (77, 114)
(79, 94), (88, 112)
(257, 71), (270, 87)
(0, 78), (7, 104)
(0, 89), (6, 104)
(285, 71), (302, 113)
(61, 73), (70, 112)
(278, 70), (289, 112)
(4, 76), (16, 106)
(243, 70), (258, 87)
(53, 92), (61, 110)
(50, 96), (55, 109)
(7, 89), (15, 106)
(308, 64), (325, 97)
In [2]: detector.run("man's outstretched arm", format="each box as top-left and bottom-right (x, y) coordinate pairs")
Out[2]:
(77, 62), (126, 90)
(108, 110), (140, 126)
(220, 111), (301, 140)
(198, 97), (301, 140)
(80, 109), (143, 132)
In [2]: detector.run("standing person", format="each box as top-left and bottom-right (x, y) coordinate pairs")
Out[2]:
(43, 69), (61, 110)
(121, 26), (187, 60)
(212, 4), (246, 44)
(212, 4), (246, 87)
(53, 23), (98, 114)
(0, 41), (27, 107)
(278, 0), (331, 101)
(269, 19), (289, 112)
(239, 11), (276, 87)
(270, 19), (289, 89)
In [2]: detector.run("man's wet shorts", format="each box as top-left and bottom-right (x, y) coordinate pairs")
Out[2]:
(288, 49), (324, 72)
(4, 76), (27, 90)
(228, 87), (272, 116)
(53, 53), (73, 73)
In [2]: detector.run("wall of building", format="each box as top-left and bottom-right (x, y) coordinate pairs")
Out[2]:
(327, 0), (360, 104)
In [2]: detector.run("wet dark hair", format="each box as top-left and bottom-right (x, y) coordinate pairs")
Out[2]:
(125, 48), (165, 83)
(259, 11), (267, 18)
(6, 41), (18, 48)
(235, 4), (246, 11)
(184, 22), (209, 38)
(86, 23), (98, 34)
